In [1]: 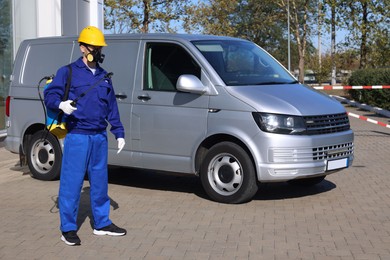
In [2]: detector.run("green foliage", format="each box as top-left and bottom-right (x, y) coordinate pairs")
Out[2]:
(184, 0), (319, 76)
(308, 54), (332, 85)
(370, 27), (390, 68)
(104, 0), (188, 33)
(103, 0), (390, 81)
(348, 68), (390, 110)
(337, 0), (390, 69)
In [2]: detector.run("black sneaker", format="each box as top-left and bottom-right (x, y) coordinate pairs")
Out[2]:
(61, 231), (81, 246)
(93, 223), (126, 236)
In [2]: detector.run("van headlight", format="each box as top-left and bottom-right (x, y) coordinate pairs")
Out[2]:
(252, 113), (306, 134)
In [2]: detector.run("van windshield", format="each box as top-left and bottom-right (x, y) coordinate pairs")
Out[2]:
(192, 40), (296, 86)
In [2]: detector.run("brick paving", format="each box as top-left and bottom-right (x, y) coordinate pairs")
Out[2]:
(0, 105), (389, 259)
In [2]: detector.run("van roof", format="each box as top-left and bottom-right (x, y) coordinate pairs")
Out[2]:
(24, 33), (246, 44)
(106, 33), (242, 41)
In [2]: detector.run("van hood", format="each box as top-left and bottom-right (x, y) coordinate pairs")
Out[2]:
(225, 84), (344, 115)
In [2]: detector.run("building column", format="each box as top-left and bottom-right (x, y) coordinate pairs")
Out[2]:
(62, 0), (104, 36)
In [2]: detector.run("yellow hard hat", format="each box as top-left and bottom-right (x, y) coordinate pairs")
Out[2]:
(78, 26), (107, 46)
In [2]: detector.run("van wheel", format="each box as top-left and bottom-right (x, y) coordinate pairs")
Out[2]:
(26, 130), (62, 181)
(200, 142), (258, 204)
(288, 176), (325, 186)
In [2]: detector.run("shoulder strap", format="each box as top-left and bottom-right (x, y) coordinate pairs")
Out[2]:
(62, 64), (72, 101)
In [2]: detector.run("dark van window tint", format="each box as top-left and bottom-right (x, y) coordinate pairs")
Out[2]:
(144, 43), (201, 91)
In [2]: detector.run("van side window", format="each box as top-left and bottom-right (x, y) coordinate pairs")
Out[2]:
(22, 43), (73, 85)
(144, 43), (201, 91)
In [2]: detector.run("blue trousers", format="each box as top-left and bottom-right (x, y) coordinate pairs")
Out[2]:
(59, 132), (112, 232)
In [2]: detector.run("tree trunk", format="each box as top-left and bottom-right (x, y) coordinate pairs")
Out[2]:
(359, 1), (368, 69)
(318, 0), (322, 67)
(298, 54), (305, 82)
(293, 0), (308, 83)
(331, 2), (336, 85)
(142, 0), (150, 33)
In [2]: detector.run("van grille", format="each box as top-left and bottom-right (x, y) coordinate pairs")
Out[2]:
(313, 142), (354, 160)
(271, 142), (354, 163)
(304, 113), (350, 135)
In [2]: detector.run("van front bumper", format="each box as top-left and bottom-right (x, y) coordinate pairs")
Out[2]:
(254, 130), (354, 182)
(258, 155), (353, 182)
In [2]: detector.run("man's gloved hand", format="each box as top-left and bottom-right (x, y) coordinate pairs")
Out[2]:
(117, 138), (125, 154)
(59, 100), (77, 115)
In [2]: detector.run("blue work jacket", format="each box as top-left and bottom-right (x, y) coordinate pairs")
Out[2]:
(44, 57), (125, 139)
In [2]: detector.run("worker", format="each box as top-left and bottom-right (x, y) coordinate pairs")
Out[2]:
(44, 25), (126, 246)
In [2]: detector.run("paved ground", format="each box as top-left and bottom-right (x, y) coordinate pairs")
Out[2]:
(0, 105), (389, 260)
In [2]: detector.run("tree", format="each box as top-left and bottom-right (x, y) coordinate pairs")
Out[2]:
(330, 0), (336, 85)
(104, 0), (189, 33)
(277, 0), (317, 82)
(336, 49), (360, 71)
(339, 0), (390, 69)
(308, 53), (332, 85)
(103, 0), (332, 80)
(183, 0), (239, 36)
(183, 0), (302, 69)
(370, 27), (390, 68)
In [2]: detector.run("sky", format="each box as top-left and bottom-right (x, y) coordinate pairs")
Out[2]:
(311, 28), (349, 54)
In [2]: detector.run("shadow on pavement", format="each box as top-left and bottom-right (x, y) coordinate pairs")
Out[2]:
(108, 166), (206, 197)
(107, 166), (336, 203)
(49, 186), (121, 230)
(253, 180), (336, 200)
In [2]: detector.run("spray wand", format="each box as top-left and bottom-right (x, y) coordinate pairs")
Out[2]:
(70, 72), (113, 107)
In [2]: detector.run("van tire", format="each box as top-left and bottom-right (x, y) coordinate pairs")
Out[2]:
(26, 130), (62, 181)
(200, 142), (258, 204)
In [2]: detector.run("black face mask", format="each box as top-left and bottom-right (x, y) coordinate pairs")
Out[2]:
(85, 46), (105, 63)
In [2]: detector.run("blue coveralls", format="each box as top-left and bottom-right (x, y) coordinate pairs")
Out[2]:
(44, 57), (124, 232)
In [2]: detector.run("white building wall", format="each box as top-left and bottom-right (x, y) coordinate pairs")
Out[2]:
(12, 0), (37, 55)
(36, 0), (62, 37)
(12, 0), (104, 58)
(89, 0), (104, 29)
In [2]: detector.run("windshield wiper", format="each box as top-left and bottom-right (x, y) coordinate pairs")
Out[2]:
(288, 80), (299, 84)
(253, 81), (297, 85)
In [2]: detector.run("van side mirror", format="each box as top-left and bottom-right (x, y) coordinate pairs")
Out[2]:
(176, 74), (207, 94)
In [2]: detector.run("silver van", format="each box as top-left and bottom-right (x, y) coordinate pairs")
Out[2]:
(4, 34), (354, 203)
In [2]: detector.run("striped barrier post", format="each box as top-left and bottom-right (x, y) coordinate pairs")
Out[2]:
(313, 85), (390, 90)
(347, 112), (390, 129)
(323, 94), (390, 129)
(331, 95), (390, 118)
(310, 85), (390, 128)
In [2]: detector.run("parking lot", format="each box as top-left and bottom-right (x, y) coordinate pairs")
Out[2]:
(0, 105), (389, 260)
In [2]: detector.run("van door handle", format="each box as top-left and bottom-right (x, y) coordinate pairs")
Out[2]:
(115, 93), (127, 100)
(137, 94), (151, 101)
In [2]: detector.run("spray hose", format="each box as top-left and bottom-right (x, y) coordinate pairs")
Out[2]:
(37, 74), (62, 141)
